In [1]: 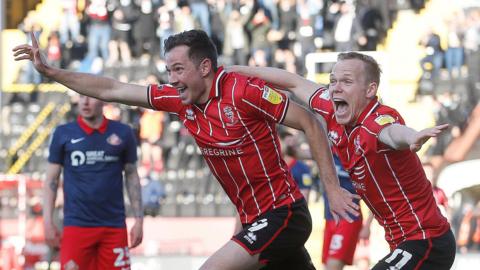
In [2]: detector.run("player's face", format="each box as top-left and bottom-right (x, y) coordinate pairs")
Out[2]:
(78, 95), (104, 121)
(165, 45), (209, 105)
(329, 59), (372, 127)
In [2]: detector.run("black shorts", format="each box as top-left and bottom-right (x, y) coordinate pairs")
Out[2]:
(372, 229), (456, 270)
(232, 199), (316, 270)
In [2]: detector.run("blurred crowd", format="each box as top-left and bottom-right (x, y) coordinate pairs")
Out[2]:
(17, 0), (399, 82)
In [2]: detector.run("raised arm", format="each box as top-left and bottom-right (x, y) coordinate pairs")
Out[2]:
(124, 163), (143, 248)
(43, 163), (62, 248)
(13, 32), (148, 107)
(379, 123), (449, 151)
(227, 65), (323, 104)
(282, 102), (360, 221)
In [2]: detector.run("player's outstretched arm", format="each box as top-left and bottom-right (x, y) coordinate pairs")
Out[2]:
(124, 163), (144, 248)
(227, 65), (322, 105)
(282, 102), (360, 222)
(43, 163), (62, 248)
(379, 123), (449, 152)
(12, 32), (148, 107)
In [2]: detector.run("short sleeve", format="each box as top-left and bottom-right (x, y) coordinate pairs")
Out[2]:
(123, 126), (138, 164)
(308, 87), (334, 119)
(48, 127), (64, 165)
(364, 107), (405, 152)
(148, 84), (183, 114)
(240, 78), (290, 123)
(366, 109), (405, 135)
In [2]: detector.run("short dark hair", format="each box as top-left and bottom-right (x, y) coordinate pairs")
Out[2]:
(337, 52), (382, 86)
(164, 30), (218, 72)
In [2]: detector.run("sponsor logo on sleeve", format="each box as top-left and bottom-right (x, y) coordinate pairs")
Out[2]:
(262, 86), (283, 105)
(374, 114), (396, 126)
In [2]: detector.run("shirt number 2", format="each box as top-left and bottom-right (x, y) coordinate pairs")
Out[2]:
(113, 247), (131, 268)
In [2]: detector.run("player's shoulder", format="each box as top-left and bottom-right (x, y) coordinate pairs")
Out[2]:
(54, 121), (78, 133)
(107, 119), (133, 131)
(363, 103), (403, 129)
(227, 71), (266, 89)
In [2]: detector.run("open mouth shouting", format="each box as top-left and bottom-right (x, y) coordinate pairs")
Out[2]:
(333, 98), (349, 116)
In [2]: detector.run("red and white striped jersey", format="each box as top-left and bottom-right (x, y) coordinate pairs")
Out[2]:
(148, 67), (303, 224)
(309, 87), (450, 249)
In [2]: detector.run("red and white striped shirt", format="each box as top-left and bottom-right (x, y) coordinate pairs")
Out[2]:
(148, 67), (303, 224)
(309, 87), (450, 249)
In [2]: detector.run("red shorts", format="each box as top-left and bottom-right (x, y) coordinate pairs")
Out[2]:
(61, 226), (130, 270)
(322, 219), (363, 265)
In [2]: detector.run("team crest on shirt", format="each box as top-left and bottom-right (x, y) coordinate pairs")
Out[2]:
(354, 135), (362, 155)
(262, 86), (283, 105)
(328, 130), (339, 145)
(186, 108), (195, 120)
(223, 106), (238, 126)
(107, 133), (122, 145)
(374, 114), (396, 126)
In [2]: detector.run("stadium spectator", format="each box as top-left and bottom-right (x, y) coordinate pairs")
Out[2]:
(229, 51), (456, 269)
(419, 28), (444, 81)
(132, 0), (158, 62)
(332, 1), (357, 52)
(59, 0), (82, 45)
(139, 108), (165, 173)
(188, 0), (211, 36)
(14, 29), (359, 270)
(464, 8), (480, 107)
(356, 3), (385, 51)
(223, 9), (250, 66)
(79, 0), (111, 73)
(444, 13), (465, 80)
(43, 95), (143, 269)
(141, 173), (166, 217)
(107, 0), (137, 67)
(46, 32), (63, 70)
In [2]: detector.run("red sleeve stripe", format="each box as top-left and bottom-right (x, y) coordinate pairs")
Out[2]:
(278, 98), (289, 124)
(308, 87), (327, 110)
(147, 85), (153, 109)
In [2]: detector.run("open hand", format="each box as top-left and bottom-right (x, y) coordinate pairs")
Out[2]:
(409, 124), (449, 152)
(12, 32), (48, 75)
(129, 219), (143, 248)
(328, 187), (361, 223)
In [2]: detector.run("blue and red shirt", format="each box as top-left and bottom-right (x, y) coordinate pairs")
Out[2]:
(48, 116), (137, 227)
